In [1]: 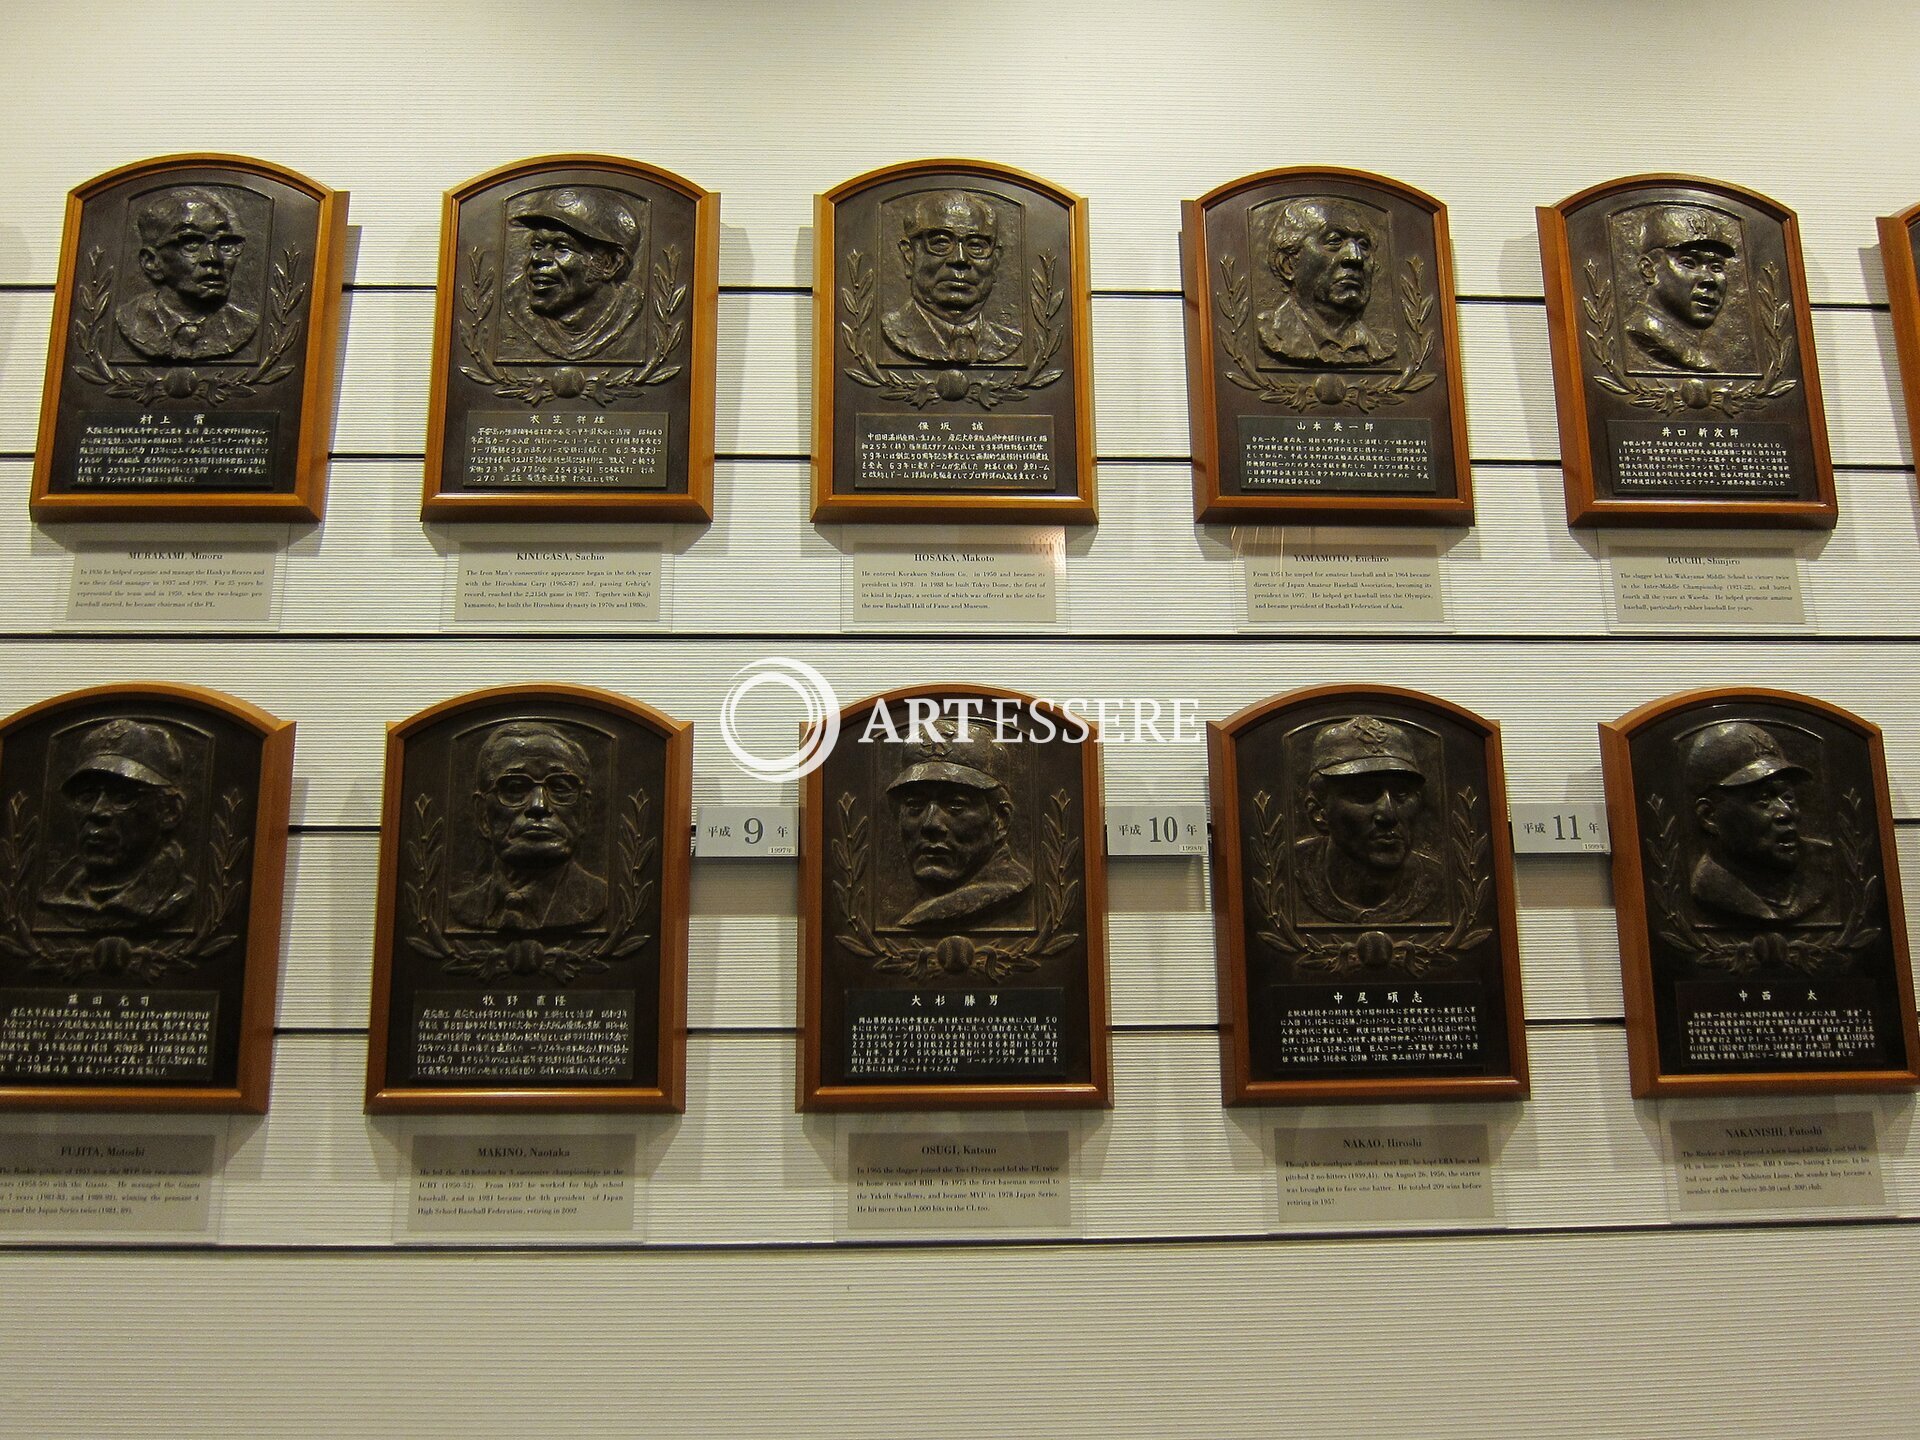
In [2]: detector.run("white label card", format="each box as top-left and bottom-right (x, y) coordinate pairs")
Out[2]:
(696, 803), (797, 858)
(846, 1129), (1071, 1233)
(1604, 543), (1806, 631)
(1242, 532), (1449, 630)
(402, 1133), (637, 1239)
(1277, 1122), (1495, 1224)
(451, 542), (662, 627)
(0, 1132), (220, 1239)
(1666, 1111), (1885, 1216)
(845, 534), (1062, 629)
(1106, 803), (1207, 856)
(66, 543), (279, 627)
(1509, 801), (1611, 855)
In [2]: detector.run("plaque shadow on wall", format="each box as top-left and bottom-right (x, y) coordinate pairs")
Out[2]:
(1601, 688), (1920, 1097)
(811, 160), (1098, 526)
(0, 684), (295, 1113)
(1182, 167), (1474, 527)
(1538, 174), (1835, 530)
(799, 684), (1111, 1110)
(422, 155), (719, 524)
(32, 154), (350, 524)
(365, 685), (691, 1114)
(1208, 685), (1529, 1104)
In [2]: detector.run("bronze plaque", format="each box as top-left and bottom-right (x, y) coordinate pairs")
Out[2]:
(800, 687), (1110, 1109)
(33, 155), (348, 523)
(422, 155), (718, 522)
(1208, 687), (1527, 1103)
(1182, 169), (1473, 525)
(1875, 202), (1920, 465)
(0, 685), (294, 1112)
(366, 686), (690, 1113)
(1539, 175), (1835, 528)
(811, 161), (1097, 524)
(1603, 690), (1920, 1097)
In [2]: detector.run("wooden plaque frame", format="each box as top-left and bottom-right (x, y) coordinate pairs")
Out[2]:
(32, 153), (348, 523)
(1538, 174), (1835, 529)
(1207, 684), (1528, 1104)
(0, 683), (294, 1113)
(811, 159), (1098, 525)
(365, 685), (691, 1113)
(421, 154), (719, 523)
(1875, 200), (1920, 456)
(798, 683), (1111, 1110)
(1181, 168), (1474, 526)
(1601, 688), (1920, 1098)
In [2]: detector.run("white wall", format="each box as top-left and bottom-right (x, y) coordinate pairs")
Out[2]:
(2, 2), (1918, 1435)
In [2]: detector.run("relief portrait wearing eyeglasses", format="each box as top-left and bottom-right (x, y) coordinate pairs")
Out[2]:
(450, 721), (608, 932)
(881, 189), (1022, 366)
(114, 186), (260, 363)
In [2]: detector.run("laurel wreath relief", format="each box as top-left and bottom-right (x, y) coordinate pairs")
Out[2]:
(831, 789), (1080, 982)
(403, 788), (657, 985)
(840, 248), (1066, 409)
(70, 246), (307, 407)
(1640, 789), (1881, 976)
(1214, 253), (1437, 412)
(0, 789), (250, 982)
(1580, 256), (1797, 418)
(456, 244), (686, 407)
(1246, 785), (1490, 979)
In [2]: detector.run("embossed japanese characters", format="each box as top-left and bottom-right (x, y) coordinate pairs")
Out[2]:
(800, 687), (1110, 1108)
(32, 155), (348, 523)
(1539, 175), (1835, 528)
(1601, 689), (1919, 1096)
(365, 687), (690, 1112)
(812, 161), (1097, 523)
(0, 685), (294, 1111)
(422, 156), (719, 522)
(1875, 200), (1920, 459)
(1182, 169), (1473, 525)
(1207, 686), (1527, 1103)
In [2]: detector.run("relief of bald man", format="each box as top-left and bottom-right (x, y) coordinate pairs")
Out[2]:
(882, 189), (1022, 366)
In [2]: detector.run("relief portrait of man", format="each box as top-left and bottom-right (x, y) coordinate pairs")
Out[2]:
(881, 190), (1022, 366)
(1294, 717), (1442, 926)
(1623, 205), (1740, 373)
(887, 719), (1032, 929)
(504, 186), (646, 363)
(114, 187), (259, 363)
(1256, 198), (1396, 369)
(450, 721), (608, 933)
(1684, 721), (1830, 925)
(40, 719), (197, 932)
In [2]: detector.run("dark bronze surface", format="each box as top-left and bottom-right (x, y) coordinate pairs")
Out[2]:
(1202, 175), (1459, 501)
(817, 700), (1095, 1086)
(1563, 183), (1820, 503)
(0, 696), (267, 1089)
(380, 697), (669, 1091)
(1625, 698), (1905, 1076)
(44, 163), (323, 498)
(1231, 697), (1511, 1082)
(438, 164), (700, 497)
(829, 173), (1082, 498)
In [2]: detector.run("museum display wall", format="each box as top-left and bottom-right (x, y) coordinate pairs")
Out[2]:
(4, 2), (1920, 1436)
